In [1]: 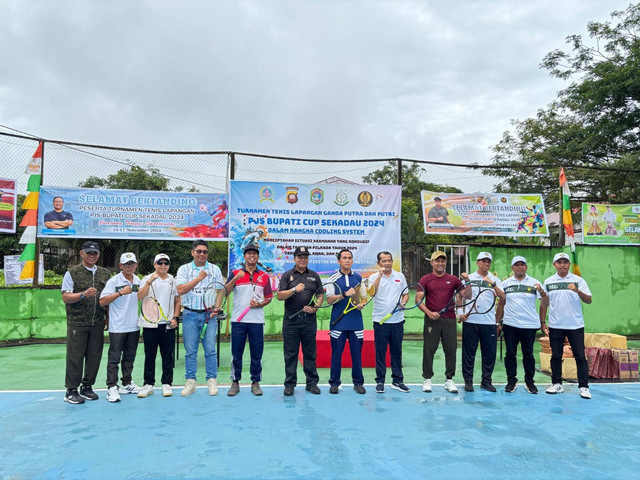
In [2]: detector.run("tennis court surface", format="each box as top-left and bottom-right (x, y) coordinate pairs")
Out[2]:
(2, 382), (639, 479)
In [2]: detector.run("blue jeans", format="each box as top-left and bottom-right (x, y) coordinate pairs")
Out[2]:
(182, 309), (217, 381)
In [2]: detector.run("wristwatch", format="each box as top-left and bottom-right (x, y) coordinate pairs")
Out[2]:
(80, 292), (85, 300)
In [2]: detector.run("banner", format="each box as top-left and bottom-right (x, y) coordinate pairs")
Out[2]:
(3, 255), (44, 285)
(421, 191), (549, 237)
(38, 187), (229, 241)
(229, 181), (401, 279)
(0, 178), (17, 233)
(582, 203), (640, 245)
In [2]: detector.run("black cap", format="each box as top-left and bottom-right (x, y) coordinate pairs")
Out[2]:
(244, 245), (259, 254)
(294, 246), (310, 256)
(81, 241), (100, 253)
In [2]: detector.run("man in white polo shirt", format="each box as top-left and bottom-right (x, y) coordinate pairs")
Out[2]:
(496, 256), (546, 394)
(540, 252), (593, 399)
(370, 251), (409, 394)
(460, 251), (505, 393)
(99, 252), (142, 402)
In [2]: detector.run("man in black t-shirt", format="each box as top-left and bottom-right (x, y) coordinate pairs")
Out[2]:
(277, 246), (323, 396)
(44, 196), (74, 229)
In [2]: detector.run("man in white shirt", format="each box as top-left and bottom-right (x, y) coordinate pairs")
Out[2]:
(496, 256), (546, 394)
(176, 240), (225, 397)
(540, 252), (593, 399)
(460, 252), (505, 393)
(99, 252), (142, 403)
(370, 251), (409, 394)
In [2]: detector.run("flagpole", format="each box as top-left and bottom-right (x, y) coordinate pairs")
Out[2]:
(33, 141), (44, 287)
(558, 178), (565, 247)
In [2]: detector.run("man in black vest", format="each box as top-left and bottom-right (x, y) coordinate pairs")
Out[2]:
(61, 241), (111, 404)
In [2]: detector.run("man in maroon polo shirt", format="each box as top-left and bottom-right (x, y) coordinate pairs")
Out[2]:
(416, 251), (470, 394)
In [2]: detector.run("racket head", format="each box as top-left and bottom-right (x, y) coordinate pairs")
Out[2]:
(141, 297), (161, 323)
(400, 282), (425, 311)
(468, 288), (497, 315)
(350, 278), (377, 308)
(315, 281), (342, 308)
(202, 281), (228, 313)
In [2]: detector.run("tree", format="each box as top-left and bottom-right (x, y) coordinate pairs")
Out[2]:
(80, 165), (172, 191)
(486, 4), (640, 211)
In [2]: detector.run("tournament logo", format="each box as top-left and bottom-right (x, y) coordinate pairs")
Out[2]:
(285, 187), (299, 204)
(310, 188), (324, 205)
(357, 191), (373, 207)
(334, 189), (349, 206)
(259, 187), (275, 203)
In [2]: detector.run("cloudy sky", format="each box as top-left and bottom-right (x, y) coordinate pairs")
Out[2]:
(0, 0), (626, 172)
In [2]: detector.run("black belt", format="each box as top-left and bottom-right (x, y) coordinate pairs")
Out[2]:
(287, 310), (315, 318)
(183, 306), (206, 313)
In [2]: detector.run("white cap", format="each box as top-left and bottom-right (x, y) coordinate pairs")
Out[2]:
(553, 252), (571, 263)
(119, 252), (137, 264)
(476, 251), (492, 261)
(511, 255), (527, 266)
(154, 253), (170, 263)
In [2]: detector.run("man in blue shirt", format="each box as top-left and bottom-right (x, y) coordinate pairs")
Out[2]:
(327, 249), (366, 394)
(44, 196), (74, 229)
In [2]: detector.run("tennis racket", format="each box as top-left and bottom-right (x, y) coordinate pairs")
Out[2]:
(200, 281), (228, 339)
(236, 272), (269, 322)
(456, 288), (497, 322)
(331, 278), (377, 327)
(141, 283), (169, 324)
(289, 281), (342, 318)
(380, 282), (425, 324)
(438, 285), (469, 315)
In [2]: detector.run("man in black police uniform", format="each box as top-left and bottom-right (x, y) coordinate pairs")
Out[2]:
(277, 246), (323, 396)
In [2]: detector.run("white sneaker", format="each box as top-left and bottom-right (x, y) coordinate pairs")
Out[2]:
(207, 378), (219, 396)
(162, 384), (173, 397)
(444, 379), (459, 393)
(579, 387), (592, 399)
(120, 382), (141, 395)
(545, 383), (564, 394)
(107, 386), (121, 403)
(422, 379), (432, 392)
(137, 384), (154, 398)
(181, 379), (197, 397)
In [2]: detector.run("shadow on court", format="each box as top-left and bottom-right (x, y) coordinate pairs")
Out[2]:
(1, 383), (640, 479)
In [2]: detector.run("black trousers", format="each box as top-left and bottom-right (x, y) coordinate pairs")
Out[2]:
(106, 330), (140, 388)
(503, 324), (538, 384)
(142, 325), (175, 386)
(549, 327), (589, 388)
(462, 322), (497, 384)
(373, 321), (404, 384)
(422, 317), (457, 380)
(282, 313), (319, 388)
(65, 324), (105, 390)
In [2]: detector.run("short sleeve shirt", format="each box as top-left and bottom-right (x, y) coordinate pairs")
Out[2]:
(100, 272), (141, 333)
(500, 274), (542, 329)
(176, 261), (224, 310)
(228, 269), (273, 324)
(465, 271), (501, 325)
(370, 270), (408, 324)
(543, 272), (591, 329)
(278, 267), (323, 312)
(329, 270), (363, 331)
(138, 274), (178, 327)
(418, 273), (463, 320)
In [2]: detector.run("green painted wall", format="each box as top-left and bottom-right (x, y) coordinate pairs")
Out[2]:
(1, 244), (638, 340)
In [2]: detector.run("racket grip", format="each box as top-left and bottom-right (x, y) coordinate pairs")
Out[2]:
(379, 313), (392, 325)
(200, 323), (208, 339)
(236, 306), (251, 322)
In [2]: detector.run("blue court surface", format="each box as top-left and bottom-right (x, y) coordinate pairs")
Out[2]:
(1, 383), (639, 480)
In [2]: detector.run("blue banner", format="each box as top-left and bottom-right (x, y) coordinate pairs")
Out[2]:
(38, 187), (228, 241)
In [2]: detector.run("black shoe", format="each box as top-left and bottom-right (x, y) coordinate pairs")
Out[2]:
(79, 385), (99, 400)
(353, 384), (366, 394)
(305, 385), (321, 395)
(525, 382), (539, 394)
(283, 386), (294, 396)
(329, 385), (339, 394)
(481, 382), (497, 392)
(504, 381), (517, 393)
(375, 383), (385, 393)
(464, 381), (474, 392)
(64, 388), (85, 404)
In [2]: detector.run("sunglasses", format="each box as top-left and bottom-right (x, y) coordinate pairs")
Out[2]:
(194, 250), (208, 255)
(156, 260), (170, 266)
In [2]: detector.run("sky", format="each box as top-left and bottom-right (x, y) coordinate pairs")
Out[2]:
(0, 0), (629, 183)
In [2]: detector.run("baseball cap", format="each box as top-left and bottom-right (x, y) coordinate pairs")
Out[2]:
(81, 241), (100, 253)
(244, 245), (259, 254)
(294, 246), (310, 256)
(430, 251), (447, 261)
(477, 252), (492, 261)
(154, 253), (170, 264)
(511, 256), (527, 266)
(553, 252), (571, 263)
(119, 252), (137, 264)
